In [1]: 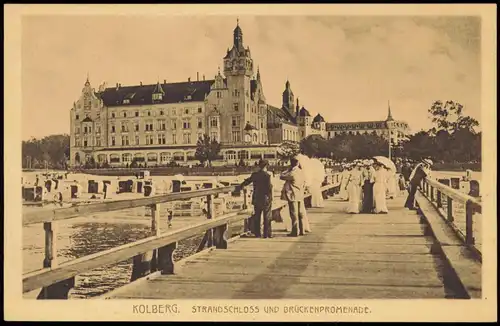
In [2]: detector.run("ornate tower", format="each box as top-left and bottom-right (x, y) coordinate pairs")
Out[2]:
(222, 19), (254, 144)
(282, 80), (295, 117)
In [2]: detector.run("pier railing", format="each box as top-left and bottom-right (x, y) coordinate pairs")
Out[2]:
(22, 173), (342, 299)
(420, 177), (482, 256)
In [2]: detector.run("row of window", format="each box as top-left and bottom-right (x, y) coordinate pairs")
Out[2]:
(75, 132), (220, 147)
(109, 106), (204, 119)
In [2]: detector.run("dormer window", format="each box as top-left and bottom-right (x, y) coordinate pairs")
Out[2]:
(184, 95), (192, 100)
(123, 99), (130, 104)
(152, 93), (163, 101)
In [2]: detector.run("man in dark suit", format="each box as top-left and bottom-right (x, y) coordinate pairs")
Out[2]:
(404, 158), (433, 210)
(239, 159), (274, 238)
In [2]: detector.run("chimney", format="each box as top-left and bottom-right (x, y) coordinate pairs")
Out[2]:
(116, 83), (119, 90)
(140, 81), (142, 86)
(197, 72), (199, 81)
(203, 75), (205, 81)
(164, 79), (166, 84)
(188, 77), (191, 82)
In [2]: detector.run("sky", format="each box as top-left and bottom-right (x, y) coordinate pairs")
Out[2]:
(21, 15), (481, 140)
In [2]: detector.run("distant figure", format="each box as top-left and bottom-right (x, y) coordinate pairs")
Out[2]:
(404, 158), (433, 210)
(361, 160), (375, 213)
(239, 159), (273, 238)
(373, 163), (389, 214)
(280, 157), (305, 237)
(339, 164), (351, 201)
(401, 161), (412, 184)
(34, 175), (39, 187)
(345, 162), (363, 214)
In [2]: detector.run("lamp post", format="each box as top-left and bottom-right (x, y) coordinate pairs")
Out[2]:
(388, 128), (392, 161)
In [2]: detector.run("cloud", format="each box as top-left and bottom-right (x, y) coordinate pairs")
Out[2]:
(21, 15), (480, 139)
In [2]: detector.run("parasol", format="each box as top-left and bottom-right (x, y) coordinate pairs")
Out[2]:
(172, 174), (185, 182)
(295, 154), (314, 187)
(373, 156), (396, 172)
(310, 158), (326, 183)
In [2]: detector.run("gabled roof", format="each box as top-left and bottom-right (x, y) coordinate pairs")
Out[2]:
(82, 117), (93, 122)
(99, 80), (214, 107)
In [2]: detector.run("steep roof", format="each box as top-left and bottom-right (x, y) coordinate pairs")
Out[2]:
(82, 117), (93, 122)
(299, 107), (311, 117)
(313, 113), (325, 123)
(99, 80), (214, 107)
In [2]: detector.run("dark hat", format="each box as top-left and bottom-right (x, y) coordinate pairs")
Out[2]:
(258, 159), (268, 169)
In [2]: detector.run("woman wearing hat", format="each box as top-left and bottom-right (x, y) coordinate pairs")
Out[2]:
(373, 162), (389, 214)
(339, 164), (351, 201)
(345, 161), (363, 214)
(361, 160), (375, 213)
(404, 158), (433, 210)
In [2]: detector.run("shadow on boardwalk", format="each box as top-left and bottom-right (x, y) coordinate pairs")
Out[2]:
(106, 196), (458, 299)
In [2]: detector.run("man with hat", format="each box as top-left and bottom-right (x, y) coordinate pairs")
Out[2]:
(239, 159), (274, 238)
(404, 158), (433, 210)
(280, 156), (306, 237)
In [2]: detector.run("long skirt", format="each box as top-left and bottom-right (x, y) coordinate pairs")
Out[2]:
(361, 181), (374, 213)
(373, 182), (388, 213)
(346, 184), (361, 213)
(339, 180), (349, 200)
(310, 183), (325, 208)
(386, 174), (398, 199)
(301, 203), (311, 232)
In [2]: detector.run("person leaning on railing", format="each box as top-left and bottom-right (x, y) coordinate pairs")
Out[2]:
(404, 158), (433, 211)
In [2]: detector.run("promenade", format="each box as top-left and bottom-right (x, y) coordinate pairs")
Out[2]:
(104, 196), (473, 299)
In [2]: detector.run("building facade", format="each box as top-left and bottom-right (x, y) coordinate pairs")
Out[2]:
(70, 21), (410, 167)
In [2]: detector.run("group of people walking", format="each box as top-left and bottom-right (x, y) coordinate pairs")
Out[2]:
(338, 158), (400, 214)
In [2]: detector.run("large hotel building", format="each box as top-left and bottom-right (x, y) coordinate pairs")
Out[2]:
(70, 21), (410, 167)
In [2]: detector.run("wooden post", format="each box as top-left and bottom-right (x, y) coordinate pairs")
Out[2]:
(43, 222), (57, 269)
(430, 186), (434, 201)
(206, 194), (214, 247)
(157, 242), (177, 274)
(447, 197), (454, 223)
(436, 190), (442, 208)
(465, 200), (475, 245)
(214, 223), (229, 249)
(243, 189), (251, 233)
(38, 222), (75, 299)
(150, 203), (160, 236)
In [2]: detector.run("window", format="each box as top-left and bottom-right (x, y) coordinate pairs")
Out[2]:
(171, 120), (177, 129)
(233, 103), (239, 111)
(96, 125), (101, 133)
(135, 124), (139, 131)
(231, 131), (241, 142)
(111, 136), (116, 146)
(89, 126), (92, 133)
(123, 112), (127, 117)
(152, 93), (163, 101)
(75, 138), (81, 147)
(210, 117), (218, 127)
(121, 136), (129, 145)
(183, 133), (191, 144)
(84, 126), (88, 133)
(76, 114), (79, 120)
(210, 132), (218, 141)
(96, 138), (101, 147)
(172, 134), (177, 144)
(135, 136), (139, 145)
(183, 120), (191, 129)
(232, 116), (240, 127)
(198, 107), (202, 113)
(75, 127), (80, 134)
(157, 120), (166, 131)
(146, 135), (154, 145)
(216, 91), (222, 98)
(83, 138), (88, 147)
(233, 90), (240, 97)
(111, 113), (115, 118)
(148, 111), (151, 117)
(197, 118), (203, 129)
(160, 110), (164, 116)
(185, 108), (189, 115)
(172, 108), (176, 115)
(135, 111), (139, 117)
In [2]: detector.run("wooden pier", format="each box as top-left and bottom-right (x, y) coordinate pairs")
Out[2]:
(22, 174), (482, 300)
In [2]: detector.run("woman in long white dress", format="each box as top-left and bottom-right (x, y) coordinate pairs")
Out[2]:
(373, 163), (389, 214)
(310, 158), (325, 208)
(339, 165), (350, 201)
(345, 162), (363, 213)
(385, 167), (398, 199)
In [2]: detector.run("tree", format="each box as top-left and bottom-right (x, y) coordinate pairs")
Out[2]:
(195, 134), (221, 167)
(277, 141), (300, 162)
(22, 134), (70, 169)
(428, 100), (479, 134)
(300, 135), (330, 158)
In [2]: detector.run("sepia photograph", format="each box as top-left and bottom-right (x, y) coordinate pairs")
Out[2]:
(4, 3), (497, 322)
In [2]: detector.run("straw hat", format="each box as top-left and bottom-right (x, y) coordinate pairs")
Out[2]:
(422, 158), (433, 166)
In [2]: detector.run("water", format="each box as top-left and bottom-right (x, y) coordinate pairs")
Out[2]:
(22, 171), (285, 299)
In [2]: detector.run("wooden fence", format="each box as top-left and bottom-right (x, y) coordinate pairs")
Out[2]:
(420, 177), (482, 257)
(23, 173), (342, 299)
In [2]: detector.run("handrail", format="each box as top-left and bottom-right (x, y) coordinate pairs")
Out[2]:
(420, 177), (482, 251)
(22, 173), (342, 299)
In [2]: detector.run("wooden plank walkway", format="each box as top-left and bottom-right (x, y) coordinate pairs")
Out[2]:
(106, 196), (449, 299)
